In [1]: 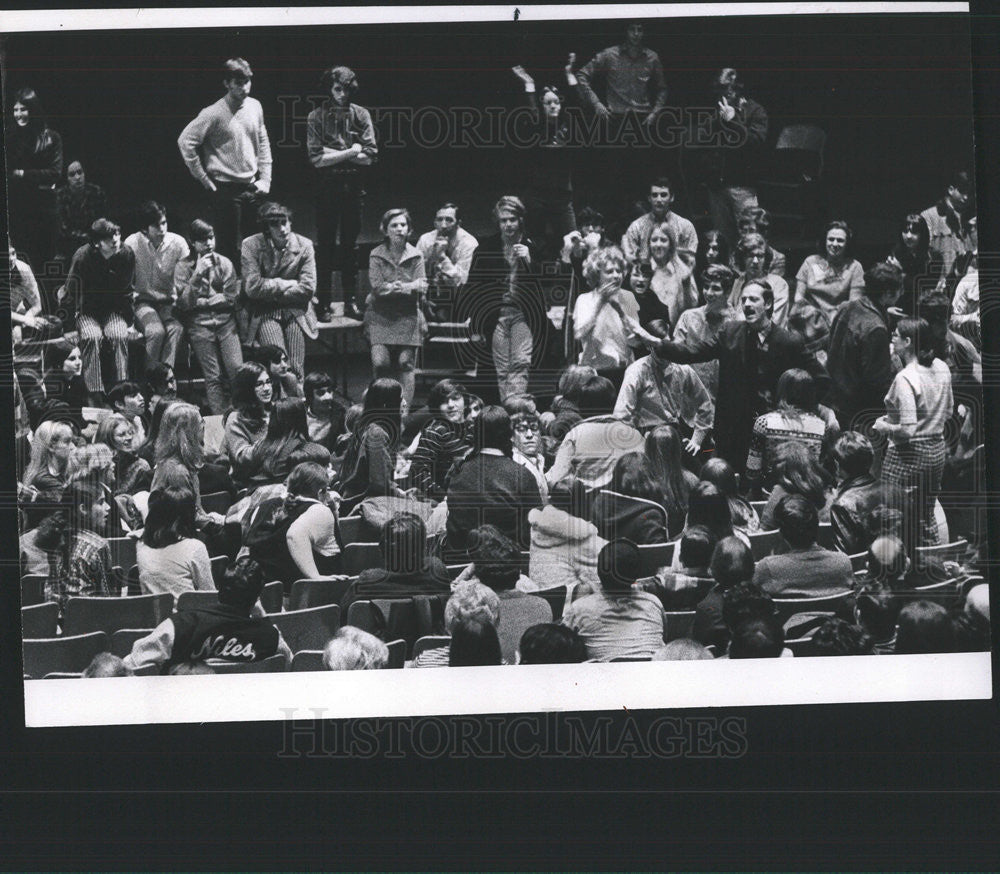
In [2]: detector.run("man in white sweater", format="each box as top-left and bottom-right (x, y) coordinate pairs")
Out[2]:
(178, 57), (273, 265)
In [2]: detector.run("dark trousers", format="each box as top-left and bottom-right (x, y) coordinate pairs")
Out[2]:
(524, 193), (576, 263)
(207, 181), (264, 268)
(315, 174), (364, 308)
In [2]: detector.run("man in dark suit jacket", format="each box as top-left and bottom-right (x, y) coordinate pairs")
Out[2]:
(753, 494), (853, 598)
(655, 278), (827, 475)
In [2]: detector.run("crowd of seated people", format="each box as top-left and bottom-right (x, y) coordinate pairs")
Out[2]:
(9, 31), (988, 678)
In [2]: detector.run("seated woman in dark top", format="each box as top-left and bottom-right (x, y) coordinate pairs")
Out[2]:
(19, 341), (92, 433)
(408, 378), (472, 502)
(339, 512), (451, 614)
(338, 377), (410, 516)
(245, 397), (330, 489)
(95, 413), (153, 496)
(591, 451), (670, 544)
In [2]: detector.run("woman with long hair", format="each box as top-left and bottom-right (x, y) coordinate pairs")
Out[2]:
(222, 362), (273, 487)
(794, 219), (865, 327)
(23, 419), (75, 501)
(759, 441), (834, 531)
(886, 212), (931, 316)
(694, 228), (732, 280)
(698, 456), (760, 541)
(95, 412), (153, 495)
(744, 368), (828, 492)
(647, 221), (698, 330)
(408, 378), (472, 501)
(245, 461), (342, 591)
(19, 341), (92, 434)
(137, 484), (215, 600)
(338, 377), (409, 515)
(246, 397), (330, 487)
(7, 86), (63, 269)
(254, 343), (302, 401)
(873, 317), (953, 547)
(644, 424), (698, 536)
(591, 451), (670, 543)
(151, 402), (224, 528)
(365, 208), (427, 408)
(136, 399), (173, 468)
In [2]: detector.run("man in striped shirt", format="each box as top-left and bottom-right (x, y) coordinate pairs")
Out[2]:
(178, 58), (273, 265)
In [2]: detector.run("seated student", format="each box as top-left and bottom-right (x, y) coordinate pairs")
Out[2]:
(638, 525), (715, 610)
(245, 397), (330, 488)
(449, 618), (503, 667)
(410, 581), (501, 668)
(673, 482), (742, 572)
(507, 398), (548, 504)
(517, 623), (588, 664)
(137, 484), (215, 601)
(652, 639), (715, 661)
(693, 536), (755, 651)
(829, 431), (899, 556)
(124, 557), (293, 673)
(853, 581), (899, 655)
(561, 539), (665, 662)
(953, 584), (990, 653)
(19, 341), (91, 434)
(527, 478), (605, 594)
(591, 451), (670, 544)
(808, 617), (874, 656)
(323, 627), (389, 671)
(758, 441), (834, 530)
(464, 524), (552, 666)
(222, 363), (273, 488)
(37, 481), (116, 612)
(752, 494), (853, 599)
(303, 371), (345, 454)
(894, 600), (955, 655)
(445, 405), (542, 555)
(726, 613), (785, 659)
(254, 343), (304, 401)
(698, 457), (759, 542)
(22, 419), (75, 505)
(730, 232), (790, 328)
(82, 653), (131, 678)
(408, 378), (472, 502)
(546, 375), (645, 493)
(541, 364), (598, 452)
(644, 424), (698, 536)
(135, 399), (171, 469)
(245, 462), (343, 593)
(106, 380), (148, 450)
(143, 362), (178, 414)
(737, 206), (786, 278)
(94, 413), (153, 496)
(339, 512), (450, 614)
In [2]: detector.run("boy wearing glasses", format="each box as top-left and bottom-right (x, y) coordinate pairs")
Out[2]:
(507, 398), (548, 504)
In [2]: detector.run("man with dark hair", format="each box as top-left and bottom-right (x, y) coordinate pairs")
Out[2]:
(123, 557), (292, 672)
(518, 623), (587, 664)
(621, 176), (697, 266)
(125, 200), (189, 369)
(561, 538), (665, 661)
(306, 64), (378, 321)
(826, 260), (901, 431)
(546, 375), (644, 491)
(727, 614), (784, 659)
(106, 379), (147, 449)
(921, 169), (973, 283)
(240, 201), (317, 380)
(416, 203), (479, 321)
(655, 278), (827, 475)
(63, 218), (135, 394)
(303, 371), (345, 452)
(753, 494), (853, 598)
(178, 58), (272, 264)
(830, 431), (901, 555)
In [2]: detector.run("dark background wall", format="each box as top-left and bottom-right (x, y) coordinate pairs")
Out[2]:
(1, 12), (976, 245)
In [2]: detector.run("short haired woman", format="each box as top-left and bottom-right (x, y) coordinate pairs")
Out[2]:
(138, 484), (215, 601)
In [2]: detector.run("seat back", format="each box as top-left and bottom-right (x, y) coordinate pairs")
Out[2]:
(209, 554), (229, 587)
(784, 632), (819, 657)
(176, 590), (221, 612)
(62, 593), (173, 637)
(21, 602), (59, 639)
(266, 603), (341, 653)
(815, 522), (834, 550)
(772, 124), (826, 179)
(749, 500), (768, 517)
(205, 654), (288, 673)
(338, 515), (367, 545)
(289, 576), (356, 611)
(201, 491), (232, 516)
(775, 124), (827, 154)
(749, 529), (785, 562)
(21, 574), (46, 607)
(346, 595), (448, 658)
(534, 586), (568, 622)
(638, 542), (676, 576)
(447, 563), (472, 580)
(772, 590), (853, 627)
(412, 634), (451, 661)
(915, 539), (969, 565)
(662, 610), (697, 643)
(260, 580), (284, 614)
(849, 552), (868, 573)
(106, 537), (139, 577)
(111, 628), (154, 659)
(290, 650), (325, 672)
(341, 542), (383, 576)
(23, 631), (110, 679)
(385, 638), (406, 669)
(899, 576), (965, 606)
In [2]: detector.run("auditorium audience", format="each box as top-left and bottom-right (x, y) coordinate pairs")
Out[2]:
(591, 452), (670, 544)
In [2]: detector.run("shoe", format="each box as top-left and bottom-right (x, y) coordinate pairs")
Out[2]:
(344, 302), (363, 321)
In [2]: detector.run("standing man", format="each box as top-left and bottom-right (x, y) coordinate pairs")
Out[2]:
(241, 202), (316, 380)
(703, 68), (769, 247)
(306, 65), (377, 322)
(621, 176), (697, 268)
(124, 200), (189, 370)
(178, 58), (272, 265)
(416, 202), (479, 321)
(920, 169), (972, 285)
(575, 21), (669, 213)
(654, 278), (827, 476)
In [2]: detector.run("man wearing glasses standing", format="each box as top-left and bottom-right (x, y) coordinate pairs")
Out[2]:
(178, 57), (273, 265)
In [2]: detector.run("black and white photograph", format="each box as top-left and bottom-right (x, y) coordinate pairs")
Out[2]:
(2, 3), (991, 728)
